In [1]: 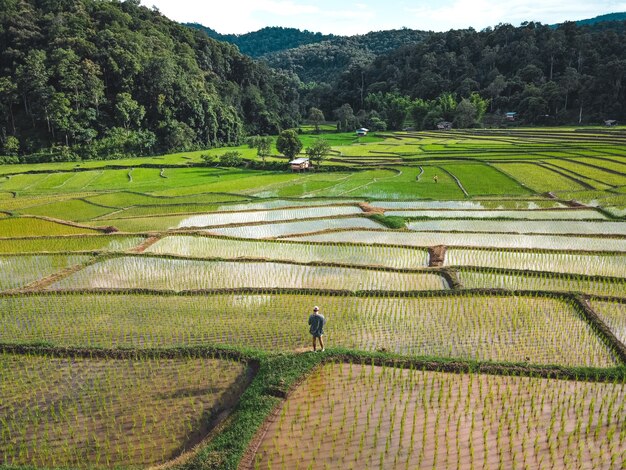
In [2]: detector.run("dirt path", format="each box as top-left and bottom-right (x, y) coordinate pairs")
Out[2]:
(15, 257), (102, 292)
(129, 236), (162, 253)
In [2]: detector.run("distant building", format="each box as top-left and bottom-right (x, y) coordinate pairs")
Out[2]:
(289, 157), (310, 171)
(437, 121), (453, 130)
(605, 120), (618, 127)
(505, 112), (518, 122)
(356, 127), (369, 137)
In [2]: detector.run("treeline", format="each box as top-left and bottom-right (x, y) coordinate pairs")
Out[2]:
(264, 29), (427, 84)
(313, 91), (488, 133)
(0, 0), (300, 162)
(184, 25), (334, 58)
(314, 21), (626, 125)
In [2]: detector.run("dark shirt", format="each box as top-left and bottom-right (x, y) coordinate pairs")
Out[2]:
(308, 313), (326, 336)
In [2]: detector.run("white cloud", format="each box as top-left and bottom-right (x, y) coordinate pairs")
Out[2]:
(146, 0), (626, 34)
(406, 0), (626, 31)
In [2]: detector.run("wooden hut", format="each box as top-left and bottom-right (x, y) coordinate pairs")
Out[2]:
(289, 157), (310, 171)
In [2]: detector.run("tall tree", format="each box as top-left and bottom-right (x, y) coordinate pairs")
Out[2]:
(247, 135), (273, 165)
(276, 129), (302, 159)
(308, 107), (325, 133)
(305, 138), (331, 168)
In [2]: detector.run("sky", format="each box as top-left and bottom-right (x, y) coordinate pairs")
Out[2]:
(145, 0), (626, 35)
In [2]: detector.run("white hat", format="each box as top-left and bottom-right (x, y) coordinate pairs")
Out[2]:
(313, 306), (319, 311)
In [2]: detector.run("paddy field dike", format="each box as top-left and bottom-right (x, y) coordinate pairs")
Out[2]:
(1, 127), (625, 469)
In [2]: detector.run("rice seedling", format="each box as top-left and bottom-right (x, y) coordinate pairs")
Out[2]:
(145, 236), (429, 269)
(288, 230), (626, 252)
(406, 219), (626, 236)
(47, 256), (446, 292)
(0, 293), (617, 366)
(0, 254), (92, 291)
(0, 217), (101, 237)
(250, 363), (626, 470)
(208, 217), (384, 239)
(385, 209), (606, 220)
(591, 299), (626, 345)
(458, 268), (626, 298)
(176, 206), (364, 228)
(216, 199), (362, 212)
(371, 200), (568, 210)
(446, 248), (626, 278)
(0, 352), (249, 468)
(0, 236), (146, 254)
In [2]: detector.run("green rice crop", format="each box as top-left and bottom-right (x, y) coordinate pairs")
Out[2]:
(446, 248), (626, 278)
(547, 160), (626, 187)
(0, 236), (145, 254)
(145, 236), (429, 269)
(1, 293), (617, 367)
(85, 191), (250, 208)
(100, 203), (220, 219)
(493, 163), (589, 192)
(17, 199), (117, 222)
(0, 353), (248, 468)
(371, 200), (568, 210)
(48, 256), (446, 291)
(439, 163), (531, 196)
(591, 299), (626, 346)
(216, 199), (362, 212)
(457, 269), (626, 297)
(0, 254), (91, 290)
(0, 218), (101, 237)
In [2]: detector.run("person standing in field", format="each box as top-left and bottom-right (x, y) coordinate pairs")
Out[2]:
(308, 306), (326, 352)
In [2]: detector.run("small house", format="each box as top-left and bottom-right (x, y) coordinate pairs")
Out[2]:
(437, 121), (453, 131)
(289, 157), (310, 171)
(505, 112), (518, 122)
(356, 128), (369, 137)
(605, 120), (618, 127)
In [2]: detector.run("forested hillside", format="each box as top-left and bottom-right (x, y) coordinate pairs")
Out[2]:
(184, 24), (334, 58)
(321, 21), (626, 127)
(265, 29), (427, 84)
(0, 0), (300, 161)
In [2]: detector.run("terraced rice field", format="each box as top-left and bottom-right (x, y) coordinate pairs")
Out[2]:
(385, 209), (606, 220)
(406, 219), (626, 235)
(1, 127), (626, 469)
(48, 256), (447, 292)
(457, 268), (626, 297)
(288, 230), (626, 252)
(591, 300), (626, 345)
(0, 217), (101, 237)
(0, 353), (250, 468)
(207, 217), (383, 238)
(371, 200), (568, 210)
(0, 235), (145, 253)
(251, 363), (626, 470)
(445, 248), (626, 278)
(0, 254), (92, 291)
(145, 236), (430, 269)
(0, 293), (618, 367)
(175, 206), (364, 228)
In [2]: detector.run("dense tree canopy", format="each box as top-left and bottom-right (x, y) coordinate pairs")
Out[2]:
(0, 0), (301, 160)
(184, 25), (334, 58)
(328, 21), (626, 124)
